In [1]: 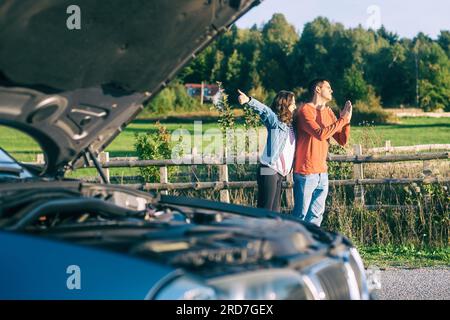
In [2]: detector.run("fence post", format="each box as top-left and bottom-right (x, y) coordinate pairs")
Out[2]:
(36, 153), (45, 164)
(98, 152), (110, 183)
(200, 81), (204, 106)
(385, 140), (391, 153)
(191, 147), (198, 182)
(160, 166), (168, 195)
(219, 164), (230, 203)
(422, 161), (433, 209)
(353, 144), (365, 206)
(285, 172), (294, 211)
(422, 159), (433, 181)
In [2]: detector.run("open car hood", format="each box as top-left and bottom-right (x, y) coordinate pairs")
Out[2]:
(0, 0), (260, 176)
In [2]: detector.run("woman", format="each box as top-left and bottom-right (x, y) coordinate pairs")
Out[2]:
(237, 89), (297, 212)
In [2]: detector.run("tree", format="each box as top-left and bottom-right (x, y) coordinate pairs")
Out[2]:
(342, 64), (369, 102)
(174, 13), (450, 114)
(376, 25), (399, 45)
(210, 50), (224, 82)
(259, 13), (298, 91)
(366, 42), (415, 106)
(236, 28), (264, 91)
(178, 45), (216, 83)
(414, 39), (450, 111)
(437, 31), (450, 58)
(223, 49), (242, 101)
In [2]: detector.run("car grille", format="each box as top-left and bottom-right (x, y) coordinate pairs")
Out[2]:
(315, 263), (351, 300)
(286, 285), (311, 300)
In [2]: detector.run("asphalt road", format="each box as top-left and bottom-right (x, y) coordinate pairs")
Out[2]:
(374, 267), (450, 300)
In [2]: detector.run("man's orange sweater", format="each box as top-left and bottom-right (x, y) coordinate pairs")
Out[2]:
(294, 103), (350, 174)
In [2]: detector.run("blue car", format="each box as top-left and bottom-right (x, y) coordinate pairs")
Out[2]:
(0, 0), (370, 300)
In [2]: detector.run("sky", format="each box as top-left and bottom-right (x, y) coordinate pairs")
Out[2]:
(236, 0), (450, 39)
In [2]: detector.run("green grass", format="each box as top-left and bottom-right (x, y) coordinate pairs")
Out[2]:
(357, 245), (450, 268)
(1, 117), (449, 163)
(106, 121), (223, 158)
(0, 126), (43, 162)
(350, 117), (450, 148)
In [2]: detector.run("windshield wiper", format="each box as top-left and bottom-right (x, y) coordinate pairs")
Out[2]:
(0, 166), (23, 176)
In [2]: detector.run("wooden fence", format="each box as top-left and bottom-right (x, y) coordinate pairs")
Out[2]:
(34, 143), (449, 208)
(367, 141), (450, 154)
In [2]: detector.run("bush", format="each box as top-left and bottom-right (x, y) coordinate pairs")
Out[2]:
(145, 81), (205, 115)
(352, 88), (397, 124)
(328, 144), (352, 180)
(419, 79), (450, 111)
(211, 83), (235, 135)
(134, 122), (180, 182)
(352, 105), (392, 125)
(172, 82), (198, 112)
(147, 87), (176, 114)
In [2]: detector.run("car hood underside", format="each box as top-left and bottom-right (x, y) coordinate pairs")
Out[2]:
(0, 0), (260, 175)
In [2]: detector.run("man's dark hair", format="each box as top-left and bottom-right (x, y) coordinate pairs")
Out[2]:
(308, 78), (330, 99)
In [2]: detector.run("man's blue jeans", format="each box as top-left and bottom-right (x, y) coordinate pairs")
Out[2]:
(292, 173), (329, 226)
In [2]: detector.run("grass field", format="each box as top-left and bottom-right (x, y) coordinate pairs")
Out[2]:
(1, 117), (449, 163)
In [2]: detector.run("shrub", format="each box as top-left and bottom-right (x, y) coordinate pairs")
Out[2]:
(134, 122), (180, 182)
(328, 144), (352, 180)
(145, 81), (205, 115)
(352, 107), (391, 125)
(172, 82), (199, 112)
(419, 79), (450, 112)
(147, 87), (176, 114)
(211, 82), (235, 135)
(352, 88), (397, 124)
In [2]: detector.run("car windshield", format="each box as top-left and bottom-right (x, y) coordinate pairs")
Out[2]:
(0, 148), (33, 179)
(0, 149), (15, 162)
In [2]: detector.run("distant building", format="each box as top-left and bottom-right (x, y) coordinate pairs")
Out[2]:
(185, 83), (219, 102)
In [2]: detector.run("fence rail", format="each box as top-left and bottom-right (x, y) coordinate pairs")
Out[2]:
(33, 143), (449, 208)
(106, 177), (450, 192)
(66, 151), (449, 168)
(367, 141), (450, 154)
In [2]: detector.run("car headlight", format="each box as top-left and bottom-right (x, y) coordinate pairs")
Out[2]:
(208, 269), (314, 300)
(147, 271), (217, 300)
(348, 247), (370, 299)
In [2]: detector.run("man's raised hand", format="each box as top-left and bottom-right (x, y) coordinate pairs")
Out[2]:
(340, 100), (353, 122)
(345, 100), (353, 121)
(237, 89), (250, 105)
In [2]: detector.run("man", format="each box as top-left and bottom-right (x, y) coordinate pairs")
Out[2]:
(292, 79), (352, 226)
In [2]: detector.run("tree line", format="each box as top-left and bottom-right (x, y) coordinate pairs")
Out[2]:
(176, 14), (450, 112)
